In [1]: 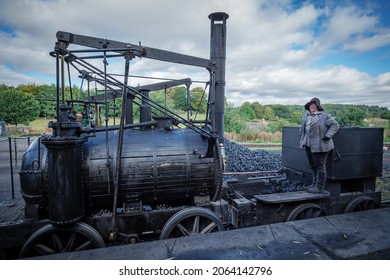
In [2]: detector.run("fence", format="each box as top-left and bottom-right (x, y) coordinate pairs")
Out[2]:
(0, 136), (37, 202)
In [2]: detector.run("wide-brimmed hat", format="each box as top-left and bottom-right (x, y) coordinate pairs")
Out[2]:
(304, 97), (323, 111)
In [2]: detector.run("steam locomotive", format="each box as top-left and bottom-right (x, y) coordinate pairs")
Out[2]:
(3, 12), (384, 259)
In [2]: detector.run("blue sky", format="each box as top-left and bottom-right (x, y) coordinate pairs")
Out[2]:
(314, 46), (390, 75)
(0, 0), (390, 108)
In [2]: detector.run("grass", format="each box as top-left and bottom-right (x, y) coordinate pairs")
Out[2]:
(29, 118), (54, 134)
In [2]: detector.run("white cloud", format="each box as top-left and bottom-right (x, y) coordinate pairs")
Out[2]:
(0, 0), (389, 108)
(344, 32), (390, 52)
(320, 5), (390, 53)
(0, 65), (44, 85)
(226, 65), (385, 107)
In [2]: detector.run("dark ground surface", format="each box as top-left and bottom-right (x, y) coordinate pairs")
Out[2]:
(30, 207), (390, 260)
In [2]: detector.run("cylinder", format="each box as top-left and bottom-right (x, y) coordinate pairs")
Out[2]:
(41, 137), (85, 225)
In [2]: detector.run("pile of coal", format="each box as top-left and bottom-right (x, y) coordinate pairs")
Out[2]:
(223, 139), (281, 173)
(222, 139), (307, 193)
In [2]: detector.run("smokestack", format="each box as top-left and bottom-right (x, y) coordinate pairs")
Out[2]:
(209, 12), (228, 143)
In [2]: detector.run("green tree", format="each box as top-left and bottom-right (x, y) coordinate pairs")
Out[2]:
(36, 84), (57, 118)
(191, 87), (207, 114)
(250, 102), (263, 119)
(268, 119), (295, 133)
(289, 111), (304, 124)
(149, 90), (176, 115)
(17, 84), (40, 97)
(336, 107), (366, 126)
(0, 84), (10, 91)
(269, 104), (291, 119)
(239, 102), (256, 120)
(172, 86), (187, 111)
(224, 103), (246, 133)
(262, 106), (275, 120)
(0, 88), (40, 125)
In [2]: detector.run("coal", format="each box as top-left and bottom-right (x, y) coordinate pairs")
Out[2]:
(223, 139), (281, 173)
(222, 139), (307, 193)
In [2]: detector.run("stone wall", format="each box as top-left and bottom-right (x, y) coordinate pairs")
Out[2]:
(3, 125), (30, 136)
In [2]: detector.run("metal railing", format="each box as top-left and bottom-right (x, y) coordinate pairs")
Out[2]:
(0, 136), (38, 200)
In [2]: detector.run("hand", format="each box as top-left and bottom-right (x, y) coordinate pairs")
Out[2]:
(322, 136), (330, 141)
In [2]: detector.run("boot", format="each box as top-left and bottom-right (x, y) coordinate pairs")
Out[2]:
(304, 170), (317, 190)
(306, 186), (324, 193)
(307, 174), (325, 193)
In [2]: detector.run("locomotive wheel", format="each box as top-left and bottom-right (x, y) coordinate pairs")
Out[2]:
(159, 207), (225, 239)
(343, 196), (380, 213)
(19, 222), (105, 258)
(285, 203), (325, 222)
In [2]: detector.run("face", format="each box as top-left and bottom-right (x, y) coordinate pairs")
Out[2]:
(309, 103), (318, 113)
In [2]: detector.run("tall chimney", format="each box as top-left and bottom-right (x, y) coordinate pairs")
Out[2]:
(209, 12), (228, 143)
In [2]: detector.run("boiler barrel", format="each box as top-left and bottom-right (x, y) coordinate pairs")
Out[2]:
(20, 127), (221, 215)
(85, 128), (220, 210)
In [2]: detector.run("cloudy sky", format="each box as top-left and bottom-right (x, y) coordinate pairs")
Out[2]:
(1, 0), (390, 108)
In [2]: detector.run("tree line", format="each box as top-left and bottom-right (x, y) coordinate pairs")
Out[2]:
(1, 84), (389, 136)
(225, 100), (390, 134)
(0, 84), (208, 126)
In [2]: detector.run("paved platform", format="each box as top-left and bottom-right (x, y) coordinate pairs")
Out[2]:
(32, 207), (390, 260)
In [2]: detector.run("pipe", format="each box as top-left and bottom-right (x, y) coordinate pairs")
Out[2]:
(110, 54), (131, 241)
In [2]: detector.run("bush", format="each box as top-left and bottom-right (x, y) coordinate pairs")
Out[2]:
(225, 129), (281, 143)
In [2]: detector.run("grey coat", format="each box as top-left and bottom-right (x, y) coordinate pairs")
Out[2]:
(299, 111), (339, 153)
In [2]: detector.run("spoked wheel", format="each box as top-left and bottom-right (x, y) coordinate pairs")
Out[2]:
(286, 203), (325, 222)
(344, 196), (380, 213)
(159, 207), (225, 239)
(19, 222), (105, 258)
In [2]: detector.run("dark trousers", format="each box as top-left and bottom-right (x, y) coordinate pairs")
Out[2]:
(305, 146), (330, 189)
